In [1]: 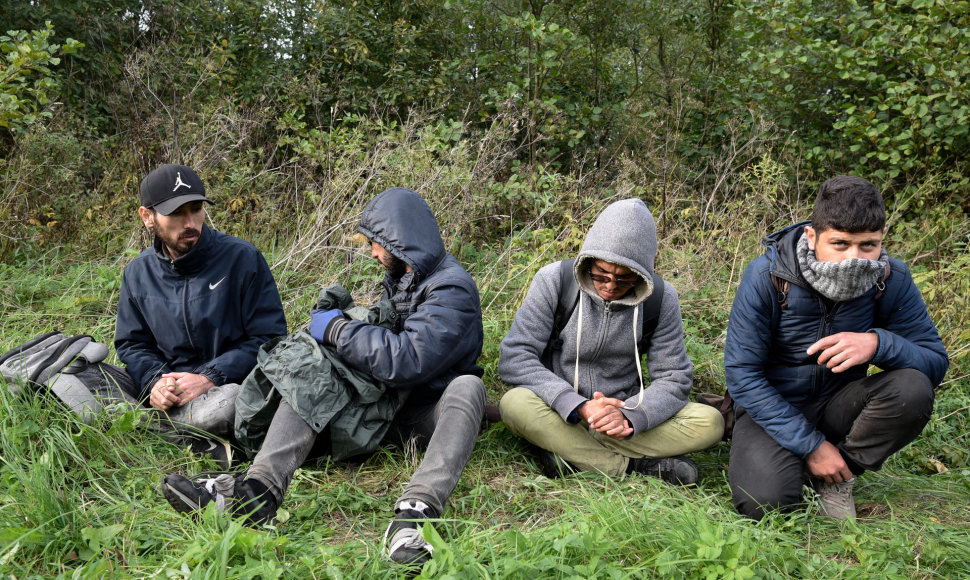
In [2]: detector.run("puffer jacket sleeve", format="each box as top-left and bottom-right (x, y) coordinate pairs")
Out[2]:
(869, 260), (948, 386)
(335, 274), (481, 386)
(195, 252), (288, 384)
(725, 258), (825, 458)
(498, 263), (584, 419)
(620, 282), (692, 432)
(115, 266), (172, 399)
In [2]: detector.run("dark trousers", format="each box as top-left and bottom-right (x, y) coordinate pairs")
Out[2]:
(729, 369), (935, 520)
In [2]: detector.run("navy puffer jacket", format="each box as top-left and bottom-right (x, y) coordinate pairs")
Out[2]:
(725, 222), (948, 458)
(334, 187), (483, 403)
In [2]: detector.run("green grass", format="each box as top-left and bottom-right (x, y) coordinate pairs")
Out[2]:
(1, 202), (969, 578)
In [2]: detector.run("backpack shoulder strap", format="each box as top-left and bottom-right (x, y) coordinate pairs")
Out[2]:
(541, 259), (578, 367)
(770, 273), (790, 309)
(873, 262), (891, 300)
(637, 273), (665, 352)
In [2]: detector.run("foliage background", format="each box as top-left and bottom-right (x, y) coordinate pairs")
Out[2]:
(1, 0), (968, 577)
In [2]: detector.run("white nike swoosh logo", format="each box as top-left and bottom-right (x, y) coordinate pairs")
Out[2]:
(209, 277), (226, 290)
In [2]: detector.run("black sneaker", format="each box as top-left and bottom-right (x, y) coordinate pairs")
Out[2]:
(161, 473), (278, 526)
(532, 445), (578, 479)
(383, 500), (436, 566)
(232, 477), (278, 526)
(162, 472), (236, 514)
(628, 455), (699, 486)
(184, 436), (233, 470)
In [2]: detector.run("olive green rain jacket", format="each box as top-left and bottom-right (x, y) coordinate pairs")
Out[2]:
(234, 285), (410, 460)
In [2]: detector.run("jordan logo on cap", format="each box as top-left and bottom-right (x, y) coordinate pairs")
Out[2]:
(173, 172), (191, 191)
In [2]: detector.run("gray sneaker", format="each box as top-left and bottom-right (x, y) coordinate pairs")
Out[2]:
(816, 477), (857, 519)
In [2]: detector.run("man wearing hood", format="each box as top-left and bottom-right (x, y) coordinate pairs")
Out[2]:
(115, 164), (287, 449)
(498, 199), (723, 483)
(162, 187), (485, 567)
(725, 176), (947, 520)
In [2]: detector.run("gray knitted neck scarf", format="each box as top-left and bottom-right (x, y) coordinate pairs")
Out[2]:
(797, 233), (889, 302)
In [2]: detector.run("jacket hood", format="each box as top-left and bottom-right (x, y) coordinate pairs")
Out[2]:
(357, 187), (445, 279)
(574, 198), (657, 306)
(762, 221), (809, 286)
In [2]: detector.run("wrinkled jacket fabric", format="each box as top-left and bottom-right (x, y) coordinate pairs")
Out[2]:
(335, 187), (484, 404)
(725, 222), (949, 458)
(235, 286), (408, 460)
(499, 199), (693, 433)
(115, 225), (287, 399)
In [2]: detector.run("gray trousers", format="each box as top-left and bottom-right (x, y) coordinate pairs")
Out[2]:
(108, 363), (239, 439)
(247, 374), (486, 515)
(729, 368), (935, 520)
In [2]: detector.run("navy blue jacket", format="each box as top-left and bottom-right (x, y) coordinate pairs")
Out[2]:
(725, 223), (948, 458)
(115, 226), (287, 399)
(334, 187), (483, 404)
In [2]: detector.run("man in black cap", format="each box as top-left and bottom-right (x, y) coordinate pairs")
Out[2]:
(114, 164), (287, 449)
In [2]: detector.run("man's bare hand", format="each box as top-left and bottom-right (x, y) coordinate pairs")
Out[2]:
(805, 440), (853, 483)
(807, 332), (878, 373)
(149, 376), (180, 411)
(158, 372), (215, 407)
(580, 392), (633, 440)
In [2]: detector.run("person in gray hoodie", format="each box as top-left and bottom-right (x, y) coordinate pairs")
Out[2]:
(498, 199), (723, 483)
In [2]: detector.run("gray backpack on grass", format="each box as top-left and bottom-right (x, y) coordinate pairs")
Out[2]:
(0, 331), (137, 424)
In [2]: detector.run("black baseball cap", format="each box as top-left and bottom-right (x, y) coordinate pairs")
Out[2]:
(140, 164), (213, 215)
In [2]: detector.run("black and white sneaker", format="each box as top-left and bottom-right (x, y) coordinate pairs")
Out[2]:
(162, 472), (236, 514)
(383, 500), (436, 566)
(161, 472), (278, 526)
(628, 455), (699, 486)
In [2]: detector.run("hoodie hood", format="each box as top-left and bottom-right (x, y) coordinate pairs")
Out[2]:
(574, 198), (657, 306)
(357, 187), (446, 279)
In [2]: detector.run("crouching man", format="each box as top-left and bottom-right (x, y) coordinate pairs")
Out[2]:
(725, 176), (948, 520)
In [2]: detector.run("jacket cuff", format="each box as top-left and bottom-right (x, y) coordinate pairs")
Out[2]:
(195, 366), (226, 386)
(324, 315), (351, 346)
(552, 390), (588, 422)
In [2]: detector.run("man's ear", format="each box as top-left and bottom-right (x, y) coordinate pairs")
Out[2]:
(138, 206), (155, 229)
(804, 225), (817, 251)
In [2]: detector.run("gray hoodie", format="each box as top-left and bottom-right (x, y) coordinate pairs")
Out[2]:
(498, 199), (692, 433)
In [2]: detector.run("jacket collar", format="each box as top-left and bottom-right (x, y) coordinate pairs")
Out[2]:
(153, 224), (214, 275)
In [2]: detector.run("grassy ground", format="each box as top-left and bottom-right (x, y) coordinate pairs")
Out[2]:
(1, 200), (968, 578)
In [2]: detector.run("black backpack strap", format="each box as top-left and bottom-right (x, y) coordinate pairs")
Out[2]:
(540, 259), (579, 368)
(637, 273), (665, 352)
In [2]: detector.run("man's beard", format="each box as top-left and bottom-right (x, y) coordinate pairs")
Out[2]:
(382, 253), (409, 279)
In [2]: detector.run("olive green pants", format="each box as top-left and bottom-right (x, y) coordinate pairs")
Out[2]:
(500, 387), (724, 476)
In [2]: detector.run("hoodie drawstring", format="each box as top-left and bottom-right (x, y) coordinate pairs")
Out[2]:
(573, 298), (646, 410)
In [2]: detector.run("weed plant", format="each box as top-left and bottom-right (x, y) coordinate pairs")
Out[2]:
(1, 116), (968, 577)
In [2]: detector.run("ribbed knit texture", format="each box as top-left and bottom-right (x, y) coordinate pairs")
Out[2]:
(796, 234), (888, 302)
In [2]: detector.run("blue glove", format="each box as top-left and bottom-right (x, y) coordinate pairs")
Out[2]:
(309, 308), (345, 344)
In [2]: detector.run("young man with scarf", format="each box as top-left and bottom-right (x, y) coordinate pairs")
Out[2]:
(725, 176), (948, 520)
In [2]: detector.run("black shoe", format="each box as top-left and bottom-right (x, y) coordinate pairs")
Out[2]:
(184, 436), (233, 470)
(161, 472), (278, 526)
(384, 500), (436, 566)
(532, 445), (577, 478)
(628, 455), (699, 486)
(162, 472), (236, 514)
(232, 477), (279, 526)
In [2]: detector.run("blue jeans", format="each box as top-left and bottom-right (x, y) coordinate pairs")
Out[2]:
(247, 374), (486, 514)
